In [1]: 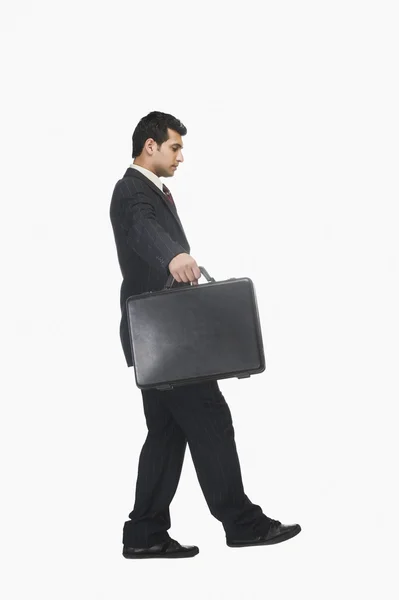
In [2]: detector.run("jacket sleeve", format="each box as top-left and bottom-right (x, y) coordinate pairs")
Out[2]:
(118, 190), (187, 275)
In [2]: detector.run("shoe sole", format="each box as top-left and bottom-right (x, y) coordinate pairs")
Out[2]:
(123, 548), (199, 559)
(227, 524), (301, 547)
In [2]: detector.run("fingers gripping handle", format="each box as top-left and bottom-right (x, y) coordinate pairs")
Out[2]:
(164, 266), (215, 289)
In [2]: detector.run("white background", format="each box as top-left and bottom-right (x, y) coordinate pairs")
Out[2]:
(1, 1), (398, 598)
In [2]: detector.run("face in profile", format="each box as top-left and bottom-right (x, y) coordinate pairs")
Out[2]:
(151, 128), (184, 178)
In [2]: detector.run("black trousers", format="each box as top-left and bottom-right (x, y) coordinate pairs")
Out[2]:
(122, 379), (271, 547)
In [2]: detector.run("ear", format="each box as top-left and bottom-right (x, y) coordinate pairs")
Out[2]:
(145, 137), (157, 155)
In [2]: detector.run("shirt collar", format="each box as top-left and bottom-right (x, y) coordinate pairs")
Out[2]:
(129, 163), (164, 191)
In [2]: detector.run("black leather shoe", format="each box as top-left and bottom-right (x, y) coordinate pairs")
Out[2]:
(123, 538), (199, 559)
(227, 519), (301, 547)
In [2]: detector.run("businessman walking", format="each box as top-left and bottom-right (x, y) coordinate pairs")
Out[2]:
(109, 111), (301, 559)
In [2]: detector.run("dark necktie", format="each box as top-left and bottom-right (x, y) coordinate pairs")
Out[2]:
(162, 183), (175, 207)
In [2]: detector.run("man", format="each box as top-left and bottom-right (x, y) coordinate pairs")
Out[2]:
(109, 111), (301, 559)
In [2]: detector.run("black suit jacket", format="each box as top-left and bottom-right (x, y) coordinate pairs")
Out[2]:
(109, 167), (191, 367)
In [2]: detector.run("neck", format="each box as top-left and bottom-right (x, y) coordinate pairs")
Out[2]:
(133, 159), (157, 175)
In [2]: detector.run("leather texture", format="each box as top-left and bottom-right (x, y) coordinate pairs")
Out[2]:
(226, 519), (301, 547)
(123, 538), (199, 559)
(126, 277), (266, 390)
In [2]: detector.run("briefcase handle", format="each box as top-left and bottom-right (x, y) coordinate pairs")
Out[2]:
(164, 266), (215, 289)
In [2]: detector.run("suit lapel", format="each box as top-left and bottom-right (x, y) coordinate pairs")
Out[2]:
(123, 167), (186, 233)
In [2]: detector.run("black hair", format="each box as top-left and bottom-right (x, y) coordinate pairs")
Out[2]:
(132, 111), (187, 158)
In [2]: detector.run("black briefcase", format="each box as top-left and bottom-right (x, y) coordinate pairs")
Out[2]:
(125, 267), (266, 390)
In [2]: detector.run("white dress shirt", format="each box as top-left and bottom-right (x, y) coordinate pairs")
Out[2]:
(129, 163), (164, 192)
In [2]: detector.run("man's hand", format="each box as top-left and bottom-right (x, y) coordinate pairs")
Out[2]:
(168, 253), (201, 285)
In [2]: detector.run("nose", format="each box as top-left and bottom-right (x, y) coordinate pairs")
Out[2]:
(177, 149), (184, 163)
